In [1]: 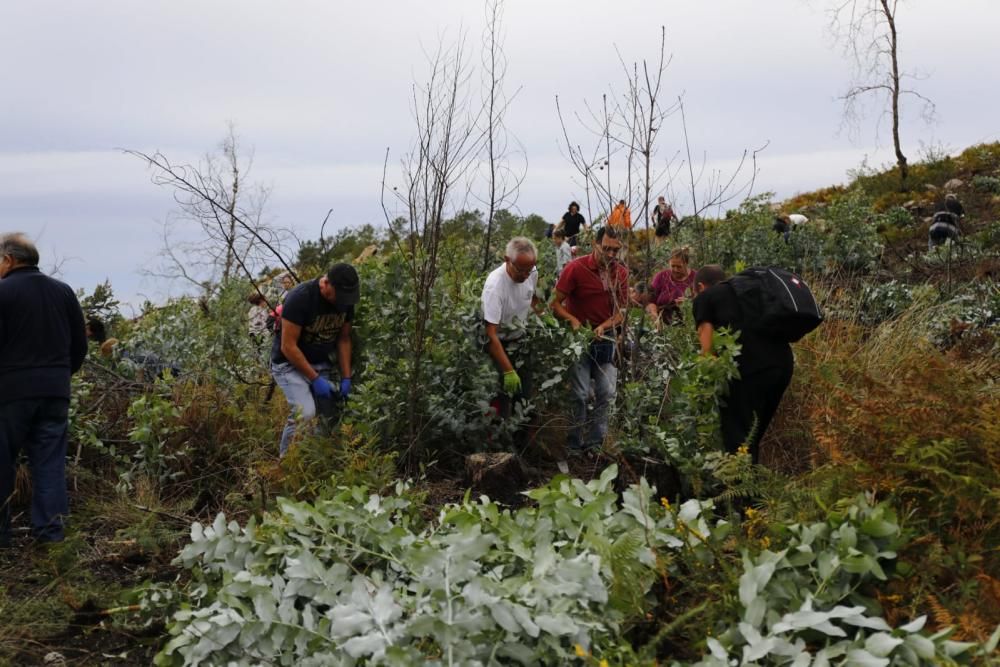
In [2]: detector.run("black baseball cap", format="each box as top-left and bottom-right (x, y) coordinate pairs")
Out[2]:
(326, 263), (360, 306)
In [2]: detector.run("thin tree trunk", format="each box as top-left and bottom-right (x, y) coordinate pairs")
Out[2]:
(881, 0), (908, 187)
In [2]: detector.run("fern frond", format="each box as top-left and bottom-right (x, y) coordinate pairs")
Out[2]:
(926, 593), (955, 629)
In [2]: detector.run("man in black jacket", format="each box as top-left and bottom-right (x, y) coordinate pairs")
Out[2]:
(0, 233), (87, 546)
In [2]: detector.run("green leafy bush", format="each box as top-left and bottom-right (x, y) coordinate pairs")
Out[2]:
(688, 498), (998, 666)
(971, 174), (1000, 195)
(154, 467), (727, 666)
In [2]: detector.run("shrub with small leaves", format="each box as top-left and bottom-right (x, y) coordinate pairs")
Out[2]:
(971, 174), (1000, 194)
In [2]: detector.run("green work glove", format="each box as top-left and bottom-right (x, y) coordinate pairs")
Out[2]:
(503, 370), (522, 395)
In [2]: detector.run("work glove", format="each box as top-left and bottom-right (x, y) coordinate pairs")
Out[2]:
(340, 378), (352, 399)
(503, 370), (522, 396)
(310, 375), (334, 399)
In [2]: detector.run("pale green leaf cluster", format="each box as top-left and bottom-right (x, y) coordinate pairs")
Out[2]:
(685, 499), (994, 666)
(156, 466), (724, 666)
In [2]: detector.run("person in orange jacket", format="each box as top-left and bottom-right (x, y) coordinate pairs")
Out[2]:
(607, 200), (632, 230)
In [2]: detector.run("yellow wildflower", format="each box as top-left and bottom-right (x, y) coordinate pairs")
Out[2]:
(744, 507), (758, 520)
(737, 444), (750, 456)
(599, 660), (609, 667)
(760, 536), (771, 548)
(575, 644), (587, 658)
(660, 497), (671, 510)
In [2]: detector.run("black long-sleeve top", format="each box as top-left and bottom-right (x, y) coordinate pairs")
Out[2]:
(0, 266), (87, 402)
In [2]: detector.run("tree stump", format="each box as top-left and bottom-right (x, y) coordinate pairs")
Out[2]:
(465, 452), (527, 504)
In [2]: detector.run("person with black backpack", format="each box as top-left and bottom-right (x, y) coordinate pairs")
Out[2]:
(928, 194), (963, 250)
(691, 264), (822, 464)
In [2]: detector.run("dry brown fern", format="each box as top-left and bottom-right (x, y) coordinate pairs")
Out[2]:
(955, 609), (993, 642)
(926, 593), (955, 630)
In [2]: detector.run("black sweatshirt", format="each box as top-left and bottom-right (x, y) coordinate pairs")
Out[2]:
(0, 266), (87, 402)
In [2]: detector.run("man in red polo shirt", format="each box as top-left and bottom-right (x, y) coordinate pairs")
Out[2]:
(550, 226), (629, 452)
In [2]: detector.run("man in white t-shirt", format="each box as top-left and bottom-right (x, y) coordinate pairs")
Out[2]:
(481, 236), (541, 419)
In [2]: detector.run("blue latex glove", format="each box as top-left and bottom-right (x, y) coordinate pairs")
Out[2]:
(310, 375), (334, 398)
(340, 378), (352, 398)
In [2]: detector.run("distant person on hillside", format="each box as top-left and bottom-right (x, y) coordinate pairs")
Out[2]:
(0, 233), (87, 547)
(608, 200), (632, 230)
(772, 215), (790, 242)
(551, 226), (629, 453)
(928, 210), (960, 249)
(86, 317), (107, 344)
(271, 263), (359, 457)
(944, 193), (965, 219)
(559, 201), (587, 248)
(773, 213), (807, 242)
(247, 293), (270, 341)
(646, 246), (696, 327)
(276, 273), (296, 302)
(480, 237), (541, 421)
(652, 196), (678, 241)
(552, 229), (572, 277)
(692, 264), (794, 464)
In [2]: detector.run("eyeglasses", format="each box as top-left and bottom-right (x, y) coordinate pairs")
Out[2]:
(508, 261), (536, 276)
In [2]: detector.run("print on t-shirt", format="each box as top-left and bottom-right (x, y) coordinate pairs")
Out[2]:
(300, 311), (349, 347)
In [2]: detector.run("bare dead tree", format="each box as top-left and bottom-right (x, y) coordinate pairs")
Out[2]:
(125, 129), (297, 308)
(557, 28), (760, 255)
(828, 0), (935, 188)
(477, 0), (526, 270)
(677, 97), (767, 222)
(380, 35), (487, 456)
(609, 29), (681, 274)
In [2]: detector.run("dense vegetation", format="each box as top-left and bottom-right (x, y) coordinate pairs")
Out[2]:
(1, 145), (999, 665)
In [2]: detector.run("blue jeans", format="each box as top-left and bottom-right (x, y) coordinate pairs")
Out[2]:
(567, 354), (618, 450)
(0, 398), (70, 543)
(271, 362), (339, 457)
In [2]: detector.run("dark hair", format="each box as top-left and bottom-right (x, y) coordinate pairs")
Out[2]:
(553, 228), (566, 239)
(595, 225), (623, 243)
(0, 233), (39, 267)
(86, 317), (107, 343)
(694, 264), (726, 288)
(568, 201), (579, 212)
(618, 199), (626, 206)
(248, 292), (266, 306)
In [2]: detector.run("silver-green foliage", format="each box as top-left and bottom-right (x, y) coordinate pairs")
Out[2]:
(155, 466), (725, 666)
(119, 282), (263, 384)
(686, 498), (998, 666)
(155, 474), (1000, 665)
(349, 254), (587, 451)
(673, 191), (883, 276)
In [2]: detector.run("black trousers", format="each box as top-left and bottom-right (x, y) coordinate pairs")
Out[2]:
(720, 362), (793, 464)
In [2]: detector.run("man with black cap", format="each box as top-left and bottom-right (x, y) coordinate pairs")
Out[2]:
(270, 263), (360, 456)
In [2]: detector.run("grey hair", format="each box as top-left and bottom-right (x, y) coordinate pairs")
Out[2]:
(0, 233), (39, 267)
(505, 236), (537, 260)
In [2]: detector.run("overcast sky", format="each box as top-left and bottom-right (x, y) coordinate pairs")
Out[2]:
(1, 0), (996, 311)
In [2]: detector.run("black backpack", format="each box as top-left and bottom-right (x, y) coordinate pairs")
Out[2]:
(932, 211), (958, 227)
(726, 267), (823, 343)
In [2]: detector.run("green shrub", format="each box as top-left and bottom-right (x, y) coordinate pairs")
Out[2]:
(971, 174), (1000, 195)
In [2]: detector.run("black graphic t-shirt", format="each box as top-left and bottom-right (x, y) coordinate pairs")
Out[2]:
(271, 279), (354, 365)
